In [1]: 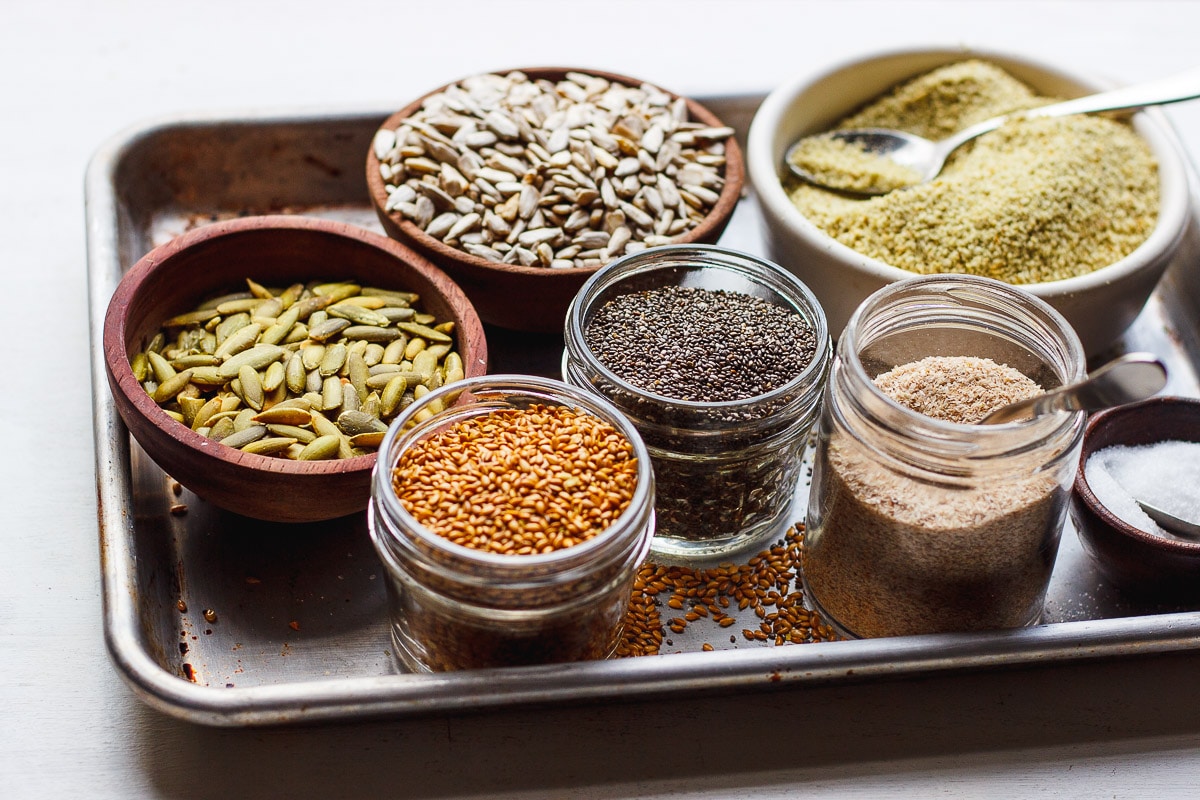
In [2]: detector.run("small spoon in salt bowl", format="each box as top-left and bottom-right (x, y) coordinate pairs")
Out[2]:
(784, 66), (1200, 195)
(979, 352), (1168, 425)
(1136, 499), (1200, 540)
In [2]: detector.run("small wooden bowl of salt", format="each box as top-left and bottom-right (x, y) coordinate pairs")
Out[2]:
(1071, 396), (1200, 596)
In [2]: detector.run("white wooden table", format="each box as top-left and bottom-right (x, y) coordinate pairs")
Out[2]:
(5, 1), (1200, 796)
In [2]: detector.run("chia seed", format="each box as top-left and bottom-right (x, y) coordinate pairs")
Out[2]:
(574, 279), (825, 553)
(584, 286), (816, 403)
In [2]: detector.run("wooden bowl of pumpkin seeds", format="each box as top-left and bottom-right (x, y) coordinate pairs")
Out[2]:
(366, 67), (744, 333)
(102, 215), (488, 523)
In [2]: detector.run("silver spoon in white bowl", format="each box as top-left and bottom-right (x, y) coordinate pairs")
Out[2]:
(784, 66), (1200, 196)
(979, 352), (1167, 425)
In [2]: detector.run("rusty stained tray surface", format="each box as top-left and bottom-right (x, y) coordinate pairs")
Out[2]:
(86, 96), (1200, 727)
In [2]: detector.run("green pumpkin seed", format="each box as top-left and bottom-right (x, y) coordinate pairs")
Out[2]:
(321, 376), (342, 410)
(131, 351), (150, 382)
(178, 395), (206, 428)
(377, 307), (417, 323)
(214, 312), (251, 345)
(396, 321), (452, 343)
(297, 434), (341, 461)
(187, 366), (224, 387)
(232, 407), (258, 432)
(245, 278), (274, 299)
(362, 392), (382, 419)
(219, 424), (268, 450)
(213, 322), (263, 360)
(162, 308), (221, 328)
(237, 364), (265, 411)
(348, 431), (385, 449)
(285, 353), (306, 394)
(260, 305), (301, 345)
(171, 353), (220, 369)
(362, 287), (419, 305)
(341, 382), (361, 414)
(341, 325), (402, 342)
(190, 396), (222, 431)
(147, 350), (176, 383)
(218, 344), (285, 380)
(291, 294), (336, 320)
(209, 416), (236, 441)
(308, 317), (351, 342)
(262, 360), (285, 393)
(215, 297), (263, 315)
(363, 343), (385, 367)
(381, 338), (408, 364)
(380, 374), (408, 417)
(337, 410), (388, 436)
(152, 368), (193, 403)
(266, 424), (316, 444)
(347, 351), (369, 401)
(327, 303), (390, 328)
(318, 342), (347, 377)
(241, 436), (298, 456)
(278, 282), (305, 308)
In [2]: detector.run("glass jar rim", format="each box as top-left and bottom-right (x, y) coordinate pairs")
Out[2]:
(371, 373), (655, 573)
(835, 274), (1087, 459)
(564, 243), (832, 413)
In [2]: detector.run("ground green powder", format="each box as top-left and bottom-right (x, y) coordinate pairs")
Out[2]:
(786, 60), (1160, 284)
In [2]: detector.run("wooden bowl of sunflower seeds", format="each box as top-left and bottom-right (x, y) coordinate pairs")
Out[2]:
(102, 215), (488, 523)
(366, 67), (744, 333)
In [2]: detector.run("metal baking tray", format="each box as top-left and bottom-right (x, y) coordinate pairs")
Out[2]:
(86, 96), (1200, 726)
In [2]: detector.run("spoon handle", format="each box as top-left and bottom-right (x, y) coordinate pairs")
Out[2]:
(979, 352), (1167, 425)
(935, 67), (1200, 167)
(1024, 65), (1200, 120)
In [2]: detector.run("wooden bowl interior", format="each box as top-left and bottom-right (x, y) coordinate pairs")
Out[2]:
(365, 67), (745, 332)
(103, 216), (487, 522)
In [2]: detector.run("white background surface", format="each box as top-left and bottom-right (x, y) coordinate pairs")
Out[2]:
(5, 1), (1200, 797)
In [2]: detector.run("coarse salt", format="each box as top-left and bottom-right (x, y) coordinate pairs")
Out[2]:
(1085, 440), (1200, 538)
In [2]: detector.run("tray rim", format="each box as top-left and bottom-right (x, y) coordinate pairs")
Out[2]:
(86, 102), (1200, 727)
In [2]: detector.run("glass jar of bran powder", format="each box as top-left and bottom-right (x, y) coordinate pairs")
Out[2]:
(563, 245), (831, 560)
(803, 275), (1087, 639)
(368, 375), (655, 672)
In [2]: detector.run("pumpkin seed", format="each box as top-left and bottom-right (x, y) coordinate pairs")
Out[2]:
(266, 424), (317, 444)
(152, 369), (193, 403)
(297, 434), (341, 461)
(220, 424), (268, 449)
(138, 275), (467, 461)
(241, 436), (298, 456)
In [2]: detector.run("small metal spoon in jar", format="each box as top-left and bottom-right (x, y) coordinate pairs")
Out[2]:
(1136, 499), (1200, 540)
(979, 352), (1167, 425)
(784, 66), (1200, 196)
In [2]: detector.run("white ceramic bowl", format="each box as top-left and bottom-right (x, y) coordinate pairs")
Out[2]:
(747, 46), (1192, 357)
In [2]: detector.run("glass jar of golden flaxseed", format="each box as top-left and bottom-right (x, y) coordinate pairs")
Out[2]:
(368, 374), (655, 672)
(803, 275), (1087, 639)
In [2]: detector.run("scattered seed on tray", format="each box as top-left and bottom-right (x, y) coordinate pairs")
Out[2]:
(132, 278), (466, 461)
(373, 70), (734, 268)
(615, 525), (841, 658)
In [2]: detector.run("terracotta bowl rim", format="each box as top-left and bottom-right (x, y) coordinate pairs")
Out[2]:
(365, 65), (745, 277)
(102, 214), (487, 480)
(1073, 395), (1200, 554)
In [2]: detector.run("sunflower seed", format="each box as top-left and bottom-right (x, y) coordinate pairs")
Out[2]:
(376, 70), (732, 269)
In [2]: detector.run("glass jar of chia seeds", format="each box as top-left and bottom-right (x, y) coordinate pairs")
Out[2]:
(803, 275), (1087, 639)
(368, 374), (655, 672)
(563, 244), (831, 560)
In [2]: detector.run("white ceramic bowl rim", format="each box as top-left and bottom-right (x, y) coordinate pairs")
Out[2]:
(747, 45), (1191, 300)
